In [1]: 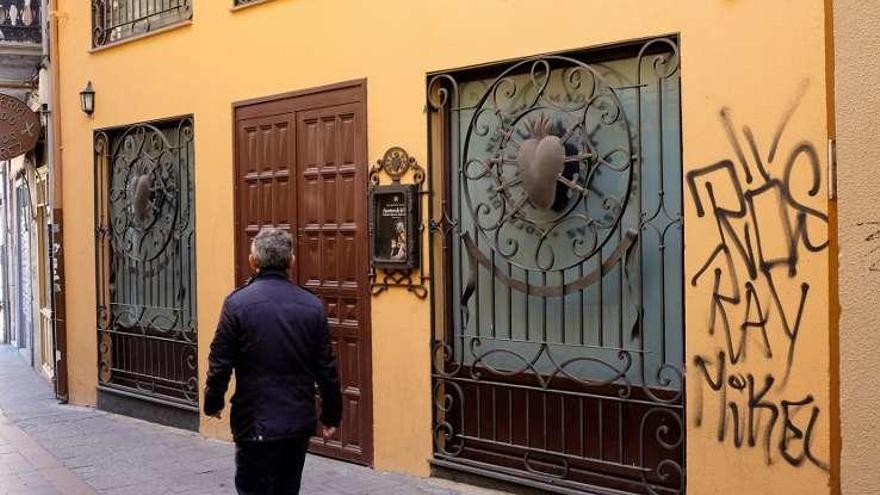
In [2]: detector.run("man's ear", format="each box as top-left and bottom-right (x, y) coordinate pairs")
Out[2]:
(289, 255), (296, 271)
(248, 253), (257, 273)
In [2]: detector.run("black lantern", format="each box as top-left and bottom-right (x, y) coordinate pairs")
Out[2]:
(80, 81), (95, 116)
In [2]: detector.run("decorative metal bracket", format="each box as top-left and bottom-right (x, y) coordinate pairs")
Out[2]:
(368, 147), (430, 299)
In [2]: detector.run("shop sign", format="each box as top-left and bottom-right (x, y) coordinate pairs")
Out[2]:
(0, 94), (40, 161)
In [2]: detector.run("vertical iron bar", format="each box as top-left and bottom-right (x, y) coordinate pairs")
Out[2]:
(542, 392), (547, 450)
(525, 389), (530, 447)
(426, 89), (436, 448)
(579, 263), (584, 346)
(617, 402), (623, 462)
(617, 223), (624, 351)
(559, 269), (565, 345)
(457, 113), (464, 366)
(508, 388), (513, 442)
(657, 73), (668, 365)
(579, 397), (584, 457)
(524, 267), (529, 341)
(638, 63), (648, 388)
(476, 382), (481, 439)
(541, 271), (547, 342)
(598, 249), (604, 347)
(507, 260), (512, 340)
(475, 204), (480, 345)
(492, 386), (497, 441)
(491, 249), (495, 339)
(175, 147), (181, 385)
(598, 399), (604, 460)
(561, 396), (566, 453)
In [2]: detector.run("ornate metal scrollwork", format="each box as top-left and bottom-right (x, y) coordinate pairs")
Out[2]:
(368, 147), (430, 299)
(94, 118), (198, 409)
(428, 37), (684, 495)
(458, 55), (634, 274)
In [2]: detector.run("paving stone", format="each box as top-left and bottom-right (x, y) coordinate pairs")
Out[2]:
(0, 346), (506, 494)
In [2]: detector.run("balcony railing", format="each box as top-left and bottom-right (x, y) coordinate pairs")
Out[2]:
(0, 1), (42, 45)
(91, 0), (192, 48)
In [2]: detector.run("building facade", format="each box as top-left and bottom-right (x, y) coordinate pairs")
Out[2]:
(55, 1), (841, 493)
(0, 0), (57, 384)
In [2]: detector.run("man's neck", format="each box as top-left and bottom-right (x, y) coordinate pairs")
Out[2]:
(254, 268), (290, 280)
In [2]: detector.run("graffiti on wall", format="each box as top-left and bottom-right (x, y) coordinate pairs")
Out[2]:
(859, 222), (880, 272)
(687, 81), (830, 472)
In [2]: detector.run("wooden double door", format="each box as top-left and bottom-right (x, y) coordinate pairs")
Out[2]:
(233, 81), (372, 465)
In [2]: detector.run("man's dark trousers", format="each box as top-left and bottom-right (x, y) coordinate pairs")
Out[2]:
(234, 435), (311, 495)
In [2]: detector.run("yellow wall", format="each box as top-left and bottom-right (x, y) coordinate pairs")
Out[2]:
(55, 0), (835, 491)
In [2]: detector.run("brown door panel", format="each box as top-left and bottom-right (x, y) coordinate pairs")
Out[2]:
(295, 100), (370, 465)
(233, 82), (372, 465)
(234, 113), (297, 286)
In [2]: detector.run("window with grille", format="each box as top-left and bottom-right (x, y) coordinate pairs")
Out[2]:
(428, 37), (685, 494)
(91, 0), (192, 48)
(94, 117), (198, 409)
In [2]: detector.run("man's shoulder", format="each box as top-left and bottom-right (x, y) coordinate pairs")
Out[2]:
(290, 285), (324, 312)
(225, 281), (254, 303)
(223, 279), (271, 309)
(225, 281), (322, 311)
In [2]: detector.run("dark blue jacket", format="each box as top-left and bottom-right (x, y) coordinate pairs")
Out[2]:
(203, 269), (342, 442)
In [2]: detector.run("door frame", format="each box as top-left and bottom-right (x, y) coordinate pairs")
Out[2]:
(231, 79), (374, 465)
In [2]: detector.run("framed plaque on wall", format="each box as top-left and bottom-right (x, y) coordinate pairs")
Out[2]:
(369, 184), (419, 270)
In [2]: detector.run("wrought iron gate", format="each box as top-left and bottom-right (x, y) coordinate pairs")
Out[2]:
(95, 118), (197, 410)
(16, 184), (33, 355)
(428, 38), (684, 494)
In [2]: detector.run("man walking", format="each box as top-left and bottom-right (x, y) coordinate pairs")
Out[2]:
(204, 228), (342, 494)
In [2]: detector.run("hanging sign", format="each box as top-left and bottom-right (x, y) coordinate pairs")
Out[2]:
(0, 94), (40, 161)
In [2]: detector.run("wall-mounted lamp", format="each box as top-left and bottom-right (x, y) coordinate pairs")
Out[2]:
(80, 81), (95, 116)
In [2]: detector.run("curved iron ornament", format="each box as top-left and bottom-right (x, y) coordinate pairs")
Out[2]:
(95, 118), (198, 409)
(428, 38), (684, 495)
(368, 147), (430, 299)
(459, 56), (634, 273)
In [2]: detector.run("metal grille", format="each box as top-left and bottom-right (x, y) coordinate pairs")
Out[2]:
(428, 38), (684, 494)
(15, 184), (32, 353)
(95, 118), (197, 410)
(0, 1), (41, 44)
(91, 0), (192, 47)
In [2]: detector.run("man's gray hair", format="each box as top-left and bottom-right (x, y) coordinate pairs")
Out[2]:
(251, 228), (293, 272)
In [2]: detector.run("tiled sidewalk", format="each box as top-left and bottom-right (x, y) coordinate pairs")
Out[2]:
(0, 410), (94, 495)
(0, 346), (504, 495)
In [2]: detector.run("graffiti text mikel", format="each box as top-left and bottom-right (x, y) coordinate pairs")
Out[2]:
(687, 82), (829, 472)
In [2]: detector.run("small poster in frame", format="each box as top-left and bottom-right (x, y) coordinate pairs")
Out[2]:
(370, 184), (419, 270)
